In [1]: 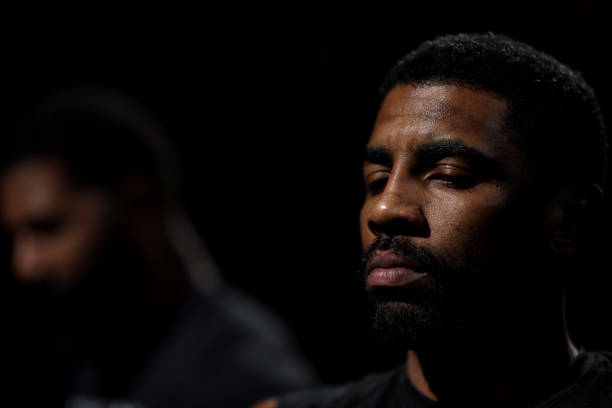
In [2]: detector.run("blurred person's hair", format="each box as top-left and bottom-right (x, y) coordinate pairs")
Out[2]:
(3, 88), (182, 207)
(2, 87), (220, 291)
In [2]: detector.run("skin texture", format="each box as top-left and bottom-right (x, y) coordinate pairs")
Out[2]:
(1, 158), (114, 292)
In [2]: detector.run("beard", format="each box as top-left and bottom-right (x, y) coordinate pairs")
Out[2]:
(360, 234), (485, 350)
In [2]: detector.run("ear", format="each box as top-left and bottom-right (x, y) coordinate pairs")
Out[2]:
(545, 184), (603, 258)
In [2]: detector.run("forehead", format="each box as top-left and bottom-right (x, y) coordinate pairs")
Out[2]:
(0, 158), (74, 222)
(2, 158), (71, 198)
(371, 84), (516, 159)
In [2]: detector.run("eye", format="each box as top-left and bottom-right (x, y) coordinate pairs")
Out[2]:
(28, 216), (65, 235)
(364, 172), (389, 195)
(426, 164), (479, 189)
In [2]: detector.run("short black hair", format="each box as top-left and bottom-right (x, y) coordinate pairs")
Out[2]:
(380, 32), (608, 193)
(2, 88), (182, 204)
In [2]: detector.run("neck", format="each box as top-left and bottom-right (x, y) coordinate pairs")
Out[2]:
(406, 297), (578, 405)
(129, 209), (193, 307)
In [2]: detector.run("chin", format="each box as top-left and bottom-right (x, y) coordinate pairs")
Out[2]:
(369, 299), (443, 349)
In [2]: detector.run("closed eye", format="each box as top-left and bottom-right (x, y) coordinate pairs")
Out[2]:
(368, 178), (388, 194)
(364, 172), (389, 195)
(426, 164), (480, 189)
(28, 216), (65, 235)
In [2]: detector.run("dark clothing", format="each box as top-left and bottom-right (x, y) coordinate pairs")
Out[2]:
(10, 288), (316, 408)
(278, 351), (612, 407)
(278, 364), (435, 408)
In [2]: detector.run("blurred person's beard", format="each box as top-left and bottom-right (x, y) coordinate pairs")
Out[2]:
(15, 226), (147, 334)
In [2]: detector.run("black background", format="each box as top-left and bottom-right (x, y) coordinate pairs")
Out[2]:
(3, 2), (612, 383)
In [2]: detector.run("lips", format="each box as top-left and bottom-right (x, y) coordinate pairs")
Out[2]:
(366, 251), (426, 288)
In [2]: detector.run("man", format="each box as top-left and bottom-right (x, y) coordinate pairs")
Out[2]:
(0, 88), (316, 407)
(260, 33), (612, 407)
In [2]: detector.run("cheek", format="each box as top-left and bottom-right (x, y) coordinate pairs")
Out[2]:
(52, 200), (113, 281)
(423, 189), (516, 263)
(55, 224), (104, 270)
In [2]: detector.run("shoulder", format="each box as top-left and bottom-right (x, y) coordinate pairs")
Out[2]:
(575, 351), (612, 404)
(536, 351), (612, 408)
(277, 366), (406, 408)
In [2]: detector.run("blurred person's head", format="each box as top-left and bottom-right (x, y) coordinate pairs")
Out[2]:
(0, 88), (215, 309)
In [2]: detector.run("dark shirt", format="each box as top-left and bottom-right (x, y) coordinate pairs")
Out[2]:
(106, 288), (317, 408)
(9, 287), (317, 408)
(278, 351), (612, 407)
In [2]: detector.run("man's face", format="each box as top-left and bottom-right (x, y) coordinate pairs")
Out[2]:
(360, 84), (546, 345)
(1, 158), (114, 293)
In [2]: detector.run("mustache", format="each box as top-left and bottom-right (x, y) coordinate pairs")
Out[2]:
(359, 234), (447, 279)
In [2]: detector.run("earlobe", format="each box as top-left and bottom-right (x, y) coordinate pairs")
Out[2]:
(547, 184), (602, 257)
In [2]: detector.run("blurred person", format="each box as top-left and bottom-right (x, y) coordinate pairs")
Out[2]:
(0, 88), (316, 407)
(259, 33), (612, 407)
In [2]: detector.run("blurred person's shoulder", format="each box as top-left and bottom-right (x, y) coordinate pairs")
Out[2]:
(202, 286), (317, 383)
(131, 286), (317, 407)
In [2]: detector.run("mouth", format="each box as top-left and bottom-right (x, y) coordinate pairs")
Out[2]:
(366, 250), (427, 288)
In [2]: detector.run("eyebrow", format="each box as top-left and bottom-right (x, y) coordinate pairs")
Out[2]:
(363, 139), (499, 173)
(415, 139), (494, 168)
(363, 145), (393, 167)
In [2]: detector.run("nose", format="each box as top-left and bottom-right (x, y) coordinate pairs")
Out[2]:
(366, 174), (429, 238)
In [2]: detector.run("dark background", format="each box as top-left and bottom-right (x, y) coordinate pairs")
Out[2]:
(3, 2), (612, 384)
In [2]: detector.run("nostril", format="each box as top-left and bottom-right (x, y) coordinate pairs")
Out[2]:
(367, 219), (383, 236)
(367, 206), (430, 238)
